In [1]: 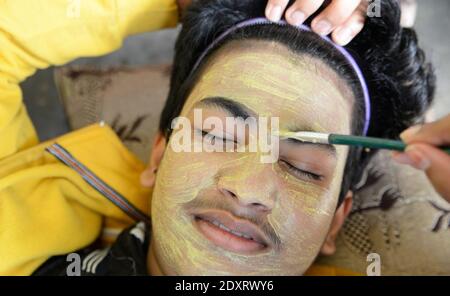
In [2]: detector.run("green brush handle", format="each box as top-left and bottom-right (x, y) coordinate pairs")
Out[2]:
(329, 134), (450, 154)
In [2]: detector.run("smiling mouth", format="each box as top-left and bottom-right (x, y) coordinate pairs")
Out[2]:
(192, 211), (270, 254)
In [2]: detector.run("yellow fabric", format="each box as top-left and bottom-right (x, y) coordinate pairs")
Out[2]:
(0, 0), (178, 275)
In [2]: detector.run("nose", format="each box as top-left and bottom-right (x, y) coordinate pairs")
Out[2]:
(217, 156), (278, 213)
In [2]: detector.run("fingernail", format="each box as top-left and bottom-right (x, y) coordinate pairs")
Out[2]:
(290, 10), (305, 26)
(267, 5), (282, 22)
(405, 146), (431, 171)
(314, 19), (332, 35)
(400, 125), (422, 142)
(335, 27), (353, 45)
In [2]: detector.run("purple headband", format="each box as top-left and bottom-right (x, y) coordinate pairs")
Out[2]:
(189, 17), (371, 136)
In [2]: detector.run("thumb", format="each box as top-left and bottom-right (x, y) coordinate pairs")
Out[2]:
(394, 143), (450, 203)
(400, 114), (450, 146)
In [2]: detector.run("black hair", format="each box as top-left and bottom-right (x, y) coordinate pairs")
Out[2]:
(159, 0), (435, 205)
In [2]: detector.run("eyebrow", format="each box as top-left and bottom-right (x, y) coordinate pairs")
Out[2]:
(195, 96), (337, 157)
(195, 96), (256, 119)
(280, 122), (337, 157)
(283, 137), (337, 158)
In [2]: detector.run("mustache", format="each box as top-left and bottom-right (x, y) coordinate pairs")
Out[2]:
(184, 196), (282, 249)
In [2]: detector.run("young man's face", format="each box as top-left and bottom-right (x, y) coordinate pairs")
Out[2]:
(149, 40), (354, 275)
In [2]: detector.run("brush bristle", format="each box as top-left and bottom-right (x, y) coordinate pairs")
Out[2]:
(281, 132), (330, 144)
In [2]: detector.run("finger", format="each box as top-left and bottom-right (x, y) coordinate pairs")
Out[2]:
(311, 0), (362, 36)
(331, 5), (366, 45)
(400, 114), (450, 146)
(393, 143), (450, 202)
(421, 145), (450, 203)
(285, 0), (325, 26)
(266, 0), (290, 22)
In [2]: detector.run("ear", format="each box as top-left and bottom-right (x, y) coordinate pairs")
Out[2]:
(320, 191), (353, 256)
(140, 132), (167, 188)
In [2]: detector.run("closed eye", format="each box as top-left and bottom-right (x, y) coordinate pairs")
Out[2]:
(279, 159), (323, 181)
(196, 129), (237, 145)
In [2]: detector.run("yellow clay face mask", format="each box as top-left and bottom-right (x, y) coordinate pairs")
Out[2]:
(149, 40), (353, 275)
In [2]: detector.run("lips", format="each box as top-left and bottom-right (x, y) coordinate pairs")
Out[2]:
(192, 210), (270, 254)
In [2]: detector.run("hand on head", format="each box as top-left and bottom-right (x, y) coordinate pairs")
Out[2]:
(177, 0), (368, 46)
(266, 0), (368, 45)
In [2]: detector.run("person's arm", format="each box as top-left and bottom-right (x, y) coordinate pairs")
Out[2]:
(0, 0), (178, 160)
(393, 114), (450, 203)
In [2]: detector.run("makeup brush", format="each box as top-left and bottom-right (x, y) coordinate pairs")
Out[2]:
(279, 131), (450, 154)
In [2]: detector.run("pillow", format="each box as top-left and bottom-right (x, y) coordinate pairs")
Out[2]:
(54, 65), (171, 163)
(316, 150), (450, 275)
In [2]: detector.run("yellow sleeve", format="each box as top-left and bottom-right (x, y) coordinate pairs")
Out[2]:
(0, 0), (178, 159)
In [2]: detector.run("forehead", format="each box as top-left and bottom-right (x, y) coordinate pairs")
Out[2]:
(183, 39), (354, 134)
